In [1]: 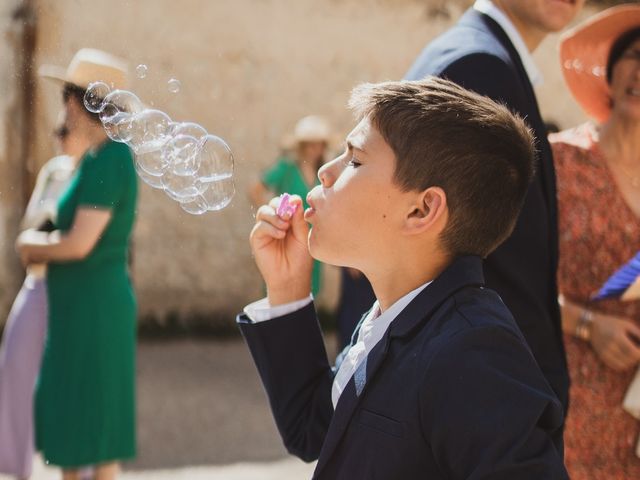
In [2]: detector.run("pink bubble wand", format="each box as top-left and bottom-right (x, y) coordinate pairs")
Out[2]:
(276, 193), (299, 218)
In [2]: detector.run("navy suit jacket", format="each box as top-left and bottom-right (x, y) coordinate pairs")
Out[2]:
(405, 9), (569, 412)
(239, 256), (568, 479)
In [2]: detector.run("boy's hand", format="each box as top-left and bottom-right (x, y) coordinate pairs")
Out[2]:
(250, 195), (313, 305)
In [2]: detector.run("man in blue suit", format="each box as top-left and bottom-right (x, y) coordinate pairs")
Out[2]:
(405, 0), (585, 415)
(239, 78), (568, 479)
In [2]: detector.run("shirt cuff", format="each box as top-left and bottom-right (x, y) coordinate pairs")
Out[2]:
(243, 295), (314, 323)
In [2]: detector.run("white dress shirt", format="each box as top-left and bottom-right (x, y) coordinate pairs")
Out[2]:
(331, 281), (431, 408)
(473, 0), (543, 86)
(243, 280), (432, 408)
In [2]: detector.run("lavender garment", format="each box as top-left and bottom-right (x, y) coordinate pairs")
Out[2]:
(0, 276), (47, 478)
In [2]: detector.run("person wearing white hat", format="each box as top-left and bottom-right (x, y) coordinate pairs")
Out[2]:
(549, 4), (640, 478)
(250, 115), (332, 296)
(16, 48), (138, 480)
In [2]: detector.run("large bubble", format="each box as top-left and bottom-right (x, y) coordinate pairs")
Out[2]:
(161, 171), (207, 200)
(179, 196), (209, 215)
(98, 90), (144, 143)
(200, 177), (235, 211)
(135, 148), (169, 177)
(126, 109), (173, 154)
(163, 122), (208, 176)
(197, 134), (234, 181)
(134, 159), (164, 189)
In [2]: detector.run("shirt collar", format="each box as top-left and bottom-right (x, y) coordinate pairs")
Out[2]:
(359, 279), (432, 342)
(473, 0), (543, 86)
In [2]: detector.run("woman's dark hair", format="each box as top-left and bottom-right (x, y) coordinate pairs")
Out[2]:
(607, 27), (640, 83)
(62, 83), (102, 124)
(53, 124), (69, 139)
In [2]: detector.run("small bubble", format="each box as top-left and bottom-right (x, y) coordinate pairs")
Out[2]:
(591, 66), (605, 77)
(168, 78), (181, 93)
(136, 64), (148, 79)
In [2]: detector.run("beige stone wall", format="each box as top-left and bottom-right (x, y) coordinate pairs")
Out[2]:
(0, 0), (31, 319)
(0, 0), (601, 325)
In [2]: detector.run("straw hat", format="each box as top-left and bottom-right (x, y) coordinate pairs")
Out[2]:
(559, 4), (640, 123)
(39, 48), (129, 90)
(281, 115), (333, 149)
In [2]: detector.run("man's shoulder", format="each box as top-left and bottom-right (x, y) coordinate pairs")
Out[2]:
(405, 10), (514, 80)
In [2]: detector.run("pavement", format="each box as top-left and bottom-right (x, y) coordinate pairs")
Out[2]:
(0, 334), (337, 480)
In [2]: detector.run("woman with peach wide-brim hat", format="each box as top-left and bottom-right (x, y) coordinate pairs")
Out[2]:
(550, 4), (640, 478)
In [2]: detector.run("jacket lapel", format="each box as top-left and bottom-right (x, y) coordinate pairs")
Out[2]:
(314, 256), (485, 477)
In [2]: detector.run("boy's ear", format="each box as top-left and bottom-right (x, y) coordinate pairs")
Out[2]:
(404, 187), (447, 235)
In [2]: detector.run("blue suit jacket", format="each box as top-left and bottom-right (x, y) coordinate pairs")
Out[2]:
(406, 9), (569, 412)
(238, 256), (568, 479)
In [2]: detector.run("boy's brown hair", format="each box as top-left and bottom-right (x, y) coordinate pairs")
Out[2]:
(348, 76), (535, 258)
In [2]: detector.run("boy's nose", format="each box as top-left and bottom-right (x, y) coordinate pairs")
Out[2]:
(318, 156), (341, 187)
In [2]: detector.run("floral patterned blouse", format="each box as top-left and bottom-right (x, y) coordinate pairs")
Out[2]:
(551, 122), (640, 479)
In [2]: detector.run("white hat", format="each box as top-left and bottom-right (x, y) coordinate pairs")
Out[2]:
(39, 48), (129, 90)
(293, 115), (332, 143)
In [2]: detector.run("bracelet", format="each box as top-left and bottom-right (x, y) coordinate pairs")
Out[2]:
(575, 308), (594, 341)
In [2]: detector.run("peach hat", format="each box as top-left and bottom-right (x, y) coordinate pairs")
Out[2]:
(559, 4), (640, 123)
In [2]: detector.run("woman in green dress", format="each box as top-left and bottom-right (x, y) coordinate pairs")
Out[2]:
(250, 115), (332, 296)
(18, 51), (137, 480)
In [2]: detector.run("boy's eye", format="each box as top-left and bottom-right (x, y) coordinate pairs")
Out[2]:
(346, 155), (361, 168)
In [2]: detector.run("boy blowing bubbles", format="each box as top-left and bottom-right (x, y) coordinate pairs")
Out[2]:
(239, 77), (568, 479)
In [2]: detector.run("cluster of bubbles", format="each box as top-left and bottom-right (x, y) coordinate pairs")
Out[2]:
(563, 59), (606, 78)
(83, 78), (234, 215)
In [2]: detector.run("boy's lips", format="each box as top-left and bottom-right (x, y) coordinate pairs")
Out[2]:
(305, 192), (319, 221)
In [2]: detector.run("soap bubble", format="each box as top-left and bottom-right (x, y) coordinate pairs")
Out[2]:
(136, 64), (148, 79)
(179, 196), (208, 215)
(196, 134), (234, 181)
(163, 123), (208, 176)
(163, 134), (202, 176)
(171, 121), (208, 141)
(168, 78), (181, 93)
(126, 109), (173, 154)
(84, 82), (111, 113)
(135, 148), (169, 176)
(200, 176), (235, 211)
(164, 189), (200, 204)
(134, 159), (164, 189)
(161, 170), (207, 199)
(99, 90), (144, 143)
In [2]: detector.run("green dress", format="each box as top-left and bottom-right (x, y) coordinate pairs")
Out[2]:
(36, 140), (138, 467)
(263, 156), (322, 295)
